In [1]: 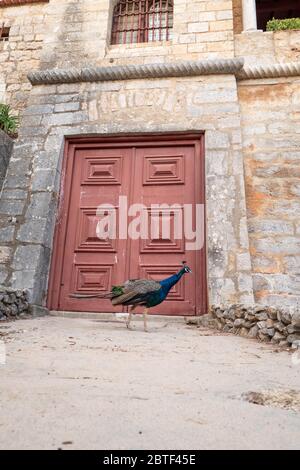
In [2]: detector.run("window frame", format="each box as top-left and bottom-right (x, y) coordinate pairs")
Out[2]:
(111, 0), (174, 46)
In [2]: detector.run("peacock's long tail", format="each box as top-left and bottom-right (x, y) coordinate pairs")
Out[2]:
(69, 292), (113, 299)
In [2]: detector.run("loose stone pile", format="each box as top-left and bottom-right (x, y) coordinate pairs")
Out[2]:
(0, 287), (29, 320)
(208, 304), (300, 349)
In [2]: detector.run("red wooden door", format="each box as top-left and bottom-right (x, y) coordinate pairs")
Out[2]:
(48, 135), (206, 315)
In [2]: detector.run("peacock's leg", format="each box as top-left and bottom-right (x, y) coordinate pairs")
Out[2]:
(126, 312), (132, 329)
(126, 306), (135, 329)
(143, 308), (149, 332)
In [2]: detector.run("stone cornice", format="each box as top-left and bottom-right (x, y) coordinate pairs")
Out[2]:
(28, 58), (244, 85)
(237, 62), (300, 80)
(0, 0), (49, 7)
(27, 59), (300, 85)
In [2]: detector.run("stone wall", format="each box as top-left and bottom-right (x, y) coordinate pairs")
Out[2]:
(0, 73), (253, 307)
(33, 0), (235, 70)
(235, 30), (300, 66)
(0, 286), (29, 320)
(232, 0), (242, 34)
(0, 129), (13, 191)
(0, 0), (236, 111)
(238, 76), (300, 307)
(0, 0), (49, 113)
(207, 304), (300, 349)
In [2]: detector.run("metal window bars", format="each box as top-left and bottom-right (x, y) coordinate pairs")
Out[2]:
(111, 0), (173, 45)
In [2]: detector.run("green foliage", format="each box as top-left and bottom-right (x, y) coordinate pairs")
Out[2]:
(111, 285), (124, 295)
(0, 103), (19, 137)
(266, 17), (300, 32)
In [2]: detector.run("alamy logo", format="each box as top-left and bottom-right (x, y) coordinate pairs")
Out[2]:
(0, 340), (6, 366)
(96, 196), (205, 251)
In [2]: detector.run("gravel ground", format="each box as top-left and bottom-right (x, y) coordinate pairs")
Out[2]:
(0, 315), (299, 450)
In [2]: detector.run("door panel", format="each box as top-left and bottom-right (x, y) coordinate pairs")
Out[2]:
(129, 145), (198, 315)
(58, 147), (132, 312)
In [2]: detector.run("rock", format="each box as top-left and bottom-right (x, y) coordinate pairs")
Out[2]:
(287, 334), (300, 344)
(234, 306), (246, 318)
(274, 321), (285, 332)
(8, 293), (17, 303)
(248, 325), (259, 338)
(268, 308), (279, 320)
(10, 305), (19, 316)
(279, 340), (289, 348)
(291, 312), (300, 328)
(239, 327), (249, 337)
(222, 324), (231, 332)
(253, 306), (266, 314)
(287, 324), (296, 334)
(245, 313), (256, 321)
(234, 318), (245, 327)
(197, 314), (219, 329)
(266, 318), (274, 328)
(279, 310), (292, 325)
(255, 312), (268, 321)
(292, 340), (300, 349)
(224, 309), (235, 321)
(215, 308), (225, 319)
(258, 330), (270, 342)
(272, 331), (286, 343)
(267, 328), (275, 337)
(0, 287), (29, 320)
(257, 320), (267, 329)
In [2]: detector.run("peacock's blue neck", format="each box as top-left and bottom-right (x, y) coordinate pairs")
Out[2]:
(159, 268), (186, 294)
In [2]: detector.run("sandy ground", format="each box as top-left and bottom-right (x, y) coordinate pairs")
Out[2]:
(0, 314), (299, 450)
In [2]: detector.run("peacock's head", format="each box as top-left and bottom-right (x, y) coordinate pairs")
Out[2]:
(182, 261), (192, 274)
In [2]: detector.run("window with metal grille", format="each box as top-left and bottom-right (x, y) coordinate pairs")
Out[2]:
(111, 0), (173, 45)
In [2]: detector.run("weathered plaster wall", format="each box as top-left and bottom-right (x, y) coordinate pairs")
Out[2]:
(238, 76), (300, 307)
(0, 1), (49, 113)
(0, 129), (13, 191)
(0, 75), (254, 307)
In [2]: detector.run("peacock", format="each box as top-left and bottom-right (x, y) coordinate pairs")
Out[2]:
(70, 261), (192, 331)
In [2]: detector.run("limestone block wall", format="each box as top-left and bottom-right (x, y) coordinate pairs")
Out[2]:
(235, 30), (300, 66)
(0, 74), (253, 307)
(38, 0), (235, 70)
(238, 76), (300, 307)
(0, 0), (49, 113)
(0, 0), (236, 113)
